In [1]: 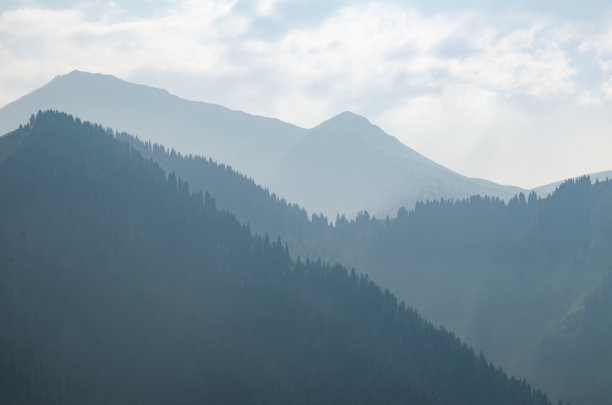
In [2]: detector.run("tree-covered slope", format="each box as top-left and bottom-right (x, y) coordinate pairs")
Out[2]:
(533, 169), (612, 197)
(0, 111), (553, 405)
(530, 272), (612, 405)
(116, 126), (612, 404)
(117, 131), (331, 258)
(319, 179), (612, 404)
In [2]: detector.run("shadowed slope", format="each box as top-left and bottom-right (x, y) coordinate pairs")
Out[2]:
(0, 111), (554, 404)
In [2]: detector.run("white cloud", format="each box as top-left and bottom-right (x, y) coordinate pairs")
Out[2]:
(604, 78), (612, 101)
(0, 1), (249, 88)
(578, 91), (602, 106)
(256, 0), (284, 17)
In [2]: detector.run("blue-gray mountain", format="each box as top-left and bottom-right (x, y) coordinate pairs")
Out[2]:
(0, 70), (306, 181)
(534, 170), (612, 197)
(0, 70), (526, 218)
(2, 72), (610, 405)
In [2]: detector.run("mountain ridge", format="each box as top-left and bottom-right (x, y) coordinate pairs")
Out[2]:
(0, 70), (307, 181)
(266, 108), (526, 217)
(5, 70), (607, 218)
(93, 116), (611, 405)
(534, 169), (612, 197)
(0, 70), (528, 218)
(0, 110), (556, 405)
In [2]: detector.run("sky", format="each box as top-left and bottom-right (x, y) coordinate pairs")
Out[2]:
(1, 0), (611, 188)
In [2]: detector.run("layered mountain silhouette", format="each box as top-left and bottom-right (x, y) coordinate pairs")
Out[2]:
(0, 70), (525, 218)
(113, 125), (612, 405)
(266, 111), (525, 217)
(0, 70), (306, 181)
(3, 72), (608, 405)
(534, 169), (612, 197)
(0, 111), (555, 404)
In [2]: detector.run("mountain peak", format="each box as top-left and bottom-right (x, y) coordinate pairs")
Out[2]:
(311, 111), (377, 136)
(53, 69), (90, 80)
(52, 70), (122, 84)
(66, 69), (85, 76)
(335, 110), (368, 120)
(47, 70), (175, 100)
(320, 111), (371, 127)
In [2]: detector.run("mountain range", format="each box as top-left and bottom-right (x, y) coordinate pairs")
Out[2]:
(534, 169), (612, 196)
(0, 70), (528, 218)
(112, 119), (612, 405)
(2, 71), (611, 404)
(0, 70), (306, 182)
(0, 111), (555, 404)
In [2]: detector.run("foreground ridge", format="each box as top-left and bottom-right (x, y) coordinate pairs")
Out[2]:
(0, 111), (555, 404)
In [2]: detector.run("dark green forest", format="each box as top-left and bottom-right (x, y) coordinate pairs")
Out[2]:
(119, 130), (612, 405)
(0, 111), (555, 404)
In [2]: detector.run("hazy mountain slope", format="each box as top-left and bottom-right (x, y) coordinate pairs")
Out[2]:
(534, 170), (612, 197)
(109, 127), (611, 404)
(265, 111), (525, 218)
(0, 111), (555, 405)
(310, 179), (612, 404)
(120, 133), (316, 237)
(530, 272), (612, 405)
(0, 70), (305, 180)
(1, 73), (524, 219)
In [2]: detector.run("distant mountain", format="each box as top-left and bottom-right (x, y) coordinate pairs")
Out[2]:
(266, 111), (525, 217)
(0, 111), (554, 405)
(0, 71), (524, 218)
(534, 170), (612, 197)
(0, 70), (306, 180)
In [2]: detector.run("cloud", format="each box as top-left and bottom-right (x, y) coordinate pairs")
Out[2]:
(256, 0), (285, 17)
(0, 0), (611, 187)
(0, 1), (248, 86)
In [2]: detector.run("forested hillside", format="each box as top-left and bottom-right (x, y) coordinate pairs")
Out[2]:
(117, 131), (612, 404)
(530, 271), (612, 405)
(118, 132), (328, 255)
(0, 111), (554, 404)
(312, 179), (612, 401)
(322, 179), (612, 405)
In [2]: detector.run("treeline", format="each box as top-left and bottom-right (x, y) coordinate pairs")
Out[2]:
(0, 111), (554, 404)
(119, 133), (334, 260)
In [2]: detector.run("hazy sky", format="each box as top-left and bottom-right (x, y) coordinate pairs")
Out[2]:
(1, 0), (611, 188)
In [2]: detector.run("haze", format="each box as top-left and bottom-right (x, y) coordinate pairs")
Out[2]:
(1, 0), (611, 188)
(3, 2), (612, 405)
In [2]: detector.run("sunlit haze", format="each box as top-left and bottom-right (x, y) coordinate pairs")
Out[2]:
(1, 0), (611, 187)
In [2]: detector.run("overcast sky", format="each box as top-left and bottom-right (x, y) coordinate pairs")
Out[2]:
(1, 0), (611, 188)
